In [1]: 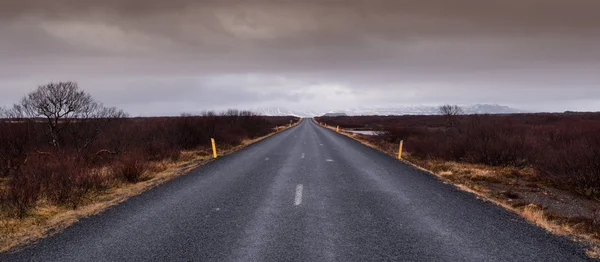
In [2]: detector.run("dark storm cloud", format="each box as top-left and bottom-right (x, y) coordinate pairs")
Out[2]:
(1, 0), (600, 114)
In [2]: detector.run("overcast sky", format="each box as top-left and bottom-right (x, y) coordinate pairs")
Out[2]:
(1, 0), (599, 115)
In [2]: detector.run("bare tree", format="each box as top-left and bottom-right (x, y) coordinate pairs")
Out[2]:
(1, 106), (22, 119)
(439, 105), (463, 116)
(225, 109), (240, 116)
(439, 104), (463, 129)
(12, 82), (126, 154)
(69, 105), (128, 156)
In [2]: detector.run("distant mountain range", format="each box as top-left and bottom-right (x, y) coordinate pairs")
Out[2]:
(253, 104), (526, 117)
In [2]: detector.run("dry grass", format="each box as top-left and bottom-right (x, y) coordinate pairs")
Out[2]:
(0, 153), (210, 253)
(587, 246), (600, 259)
(520, 204), (562, 233)
(0, 121), (300, 253)
(318, 119), (600, 257)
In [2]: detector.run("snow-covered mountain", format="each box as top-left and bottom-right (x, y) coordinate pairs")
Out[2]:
(253, 104), (525, 117)
(462, 104), (525, 114)
(251, 108), (323, 117)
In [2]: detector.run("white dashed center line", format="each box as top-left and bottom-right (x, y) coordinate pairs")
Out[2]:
(301, 153), (305, 159)
(294, 184), (303, 206)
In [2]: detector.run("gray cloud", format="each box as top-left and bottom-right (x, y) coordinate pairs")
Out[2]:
(1, 0), (599, 114)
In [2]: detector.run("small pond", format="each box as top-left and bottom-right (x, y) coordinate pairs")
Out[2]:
(346, 130), (381, 136)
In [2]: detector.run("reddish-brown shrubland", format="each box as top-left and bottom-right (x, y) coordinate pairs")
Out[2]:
(1, 165), (42, 218)
(0, 83), (299, 218)
(0, 114), (297, 217)
(316, 113), (600, 198)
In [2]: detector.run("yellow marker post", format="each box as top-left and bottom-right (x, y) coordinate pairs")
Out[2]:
(398, 140), (404, 160)
(276, 126), (279, 132)
(211, 138), (218, 159)
(336, 126), (340, 132)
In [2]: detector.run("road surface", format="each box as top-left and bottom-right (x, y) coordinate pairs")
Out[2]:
(1, 119), (591, 261)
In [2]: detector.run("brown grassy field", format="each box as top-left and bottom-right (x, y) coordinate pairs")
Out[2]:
(315, 113), (600, 256)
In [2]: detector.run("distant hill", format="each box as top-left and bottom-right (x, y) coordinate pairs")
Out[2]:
(253, 104), (526, 117)
(322, 112), (348, 117)
(251, 108), (322, 117)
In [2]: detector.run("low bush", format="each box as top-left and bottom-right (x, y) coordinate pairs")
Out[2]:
(44, 159), (104, 209)
(535, 125), (600, 198)
(116, 154), (147, 183)
(1, 167), (42, 218)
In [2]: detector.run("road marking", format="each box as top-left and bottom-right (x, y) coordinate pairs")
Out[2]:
(294, 184), (303, 206)
(265, 157), (269, 161)
(320, 144), (324, 146)
(326, 159), (334, 162)
(301, 153), (305, 159)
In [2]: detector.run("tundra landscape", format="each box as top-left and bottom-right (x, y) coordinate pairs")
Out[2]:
(2, 0), (600, 260)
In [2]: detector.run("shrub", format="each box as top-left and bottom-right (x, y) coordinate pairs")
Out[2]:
(116, 154), (147, 183)
(535, 126), (600, 198)
(142, 139), (180, 162)
(0, 121), (36, 178)
(42, 157), (104, 209)
(1, 162), (43, 218)
(457, 117), (533, 167)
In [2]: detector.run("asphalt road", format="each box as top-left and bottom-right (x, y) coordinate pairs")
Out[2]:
(2, 119), (592, 261)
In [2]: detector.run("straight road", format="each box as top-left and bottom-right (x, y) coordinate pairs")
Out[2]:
(2, 119), (591, 261)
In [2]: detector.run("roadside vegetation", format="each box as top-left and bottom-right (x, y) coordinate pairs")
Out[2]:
(316, 108), (600, 254)
(0, 82), (299, 251)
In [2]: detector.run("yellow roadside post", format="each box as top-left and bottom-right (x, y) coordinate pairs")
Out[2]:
(398, 140), (404, 160)
(276, 126), (279, 132)
(211, 138), (218, 159)
(336, 126), (339, 132)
